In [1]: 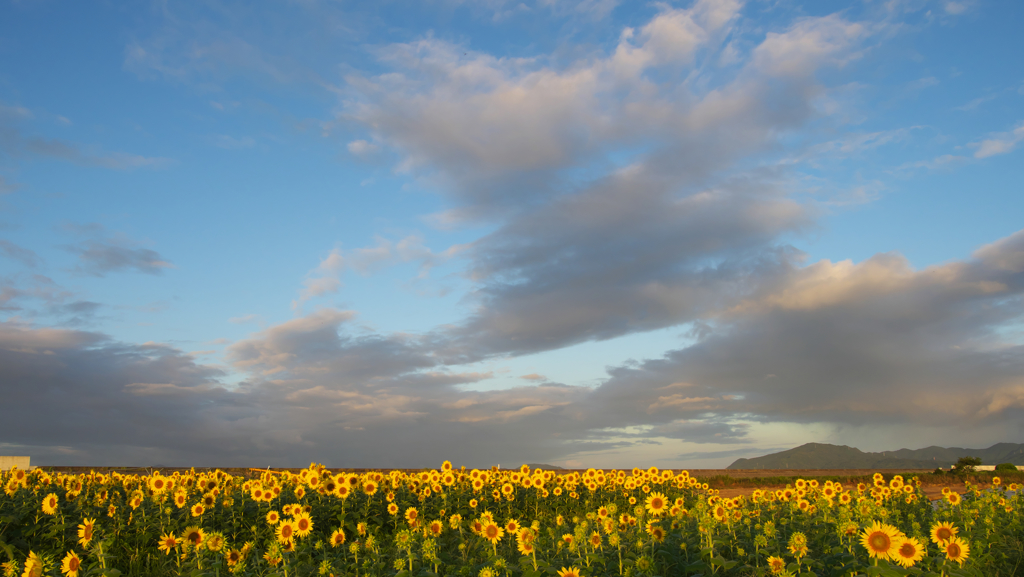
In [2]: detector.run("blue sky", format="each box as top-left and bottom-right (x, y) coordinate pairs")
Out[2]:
(1, 0), (1023, 468)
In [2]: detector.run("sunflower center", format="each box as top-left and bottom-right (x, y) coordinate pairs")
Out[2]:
(869, 533), (890, 551)
(948, 543), (961, 557)
(937, 528), (952, 540)
(899, 543), (914, 557)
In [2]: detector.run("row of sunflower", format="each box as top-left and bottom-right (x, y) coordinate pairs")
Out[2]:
(0, 464), (1021, 577)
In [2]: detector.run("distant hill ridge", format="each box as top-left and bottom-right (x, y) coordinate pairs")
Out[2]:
(727, 442), (1024, 470)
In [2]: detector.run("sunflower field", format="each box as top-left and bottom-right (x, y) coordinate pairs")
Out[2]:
(1, 464), (1021, 577)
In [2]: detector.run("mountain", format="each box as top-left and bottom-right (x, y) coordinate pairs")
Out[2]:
(727, 442), (1024, 470)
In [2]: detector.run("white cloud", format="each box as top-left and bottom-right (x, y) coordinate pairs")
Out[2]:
(347, 139), (381, 159)
(292, 238), (462, 310)
(893, 153), (967, 172)
(944, 1), (970, 15)
(345, 7), (871, 227)
(0, 105), (174, 169)
(973, 122), (1024, 158)
(60, 224), (175, 277)
(0, 103), (33, 120)
(292, 248), (345, 311)
(751, 15), (867, 78)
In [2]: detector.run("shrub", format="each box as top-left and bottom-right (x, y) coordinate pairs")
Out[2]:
(952, 456), (982, 474)
(995, 462), (1019, 472)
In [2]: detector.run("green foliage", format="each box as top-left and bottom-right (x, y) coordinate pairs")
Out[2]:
(953, 456), (983, 474)
(995, 462), (1019, 472)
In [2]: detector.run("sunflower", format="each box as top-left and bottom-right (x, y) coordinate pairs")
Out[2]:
(174, 491), (187, 508)
(788, 531), (808, 559)
(646, 524), (665, 543)
(23, 552), (42, 577)
(470, 519), (484, 535)
(892, 536), (924, 568)
(158, 532), (179, 555)
(41, 493), (58, 515)
(860, 522), (901, 560)
(293, 512), (314, 537)
(226, 549), (243, 567)
(944, 537), (970, 566)
(330, 528), (346, 547)
(276, 520), (296, 544)
(518, 540), (535, 555)
(182, 526), (205, 548)
(482, 522), (505, 544)
(205, 533), (225, 553)
(77, 518), (96, 547)
(191, 503), (205, 517)
(930, 521), (958, 544)
(61, 551), (82, 577)
(767, 556), (785, 574)
(149, 475), (167, 494)
(388, 503), (399, 515)
(645, 492), (668, 517)
(423, 520), (440, 537)
(266, 510), (281, 525)
(713, 504), (728, 523)
(556, 567), (582, 577)
(505, 519), (521, 534)
(946, 492), (962, 505)
(405, 507), (419, 526)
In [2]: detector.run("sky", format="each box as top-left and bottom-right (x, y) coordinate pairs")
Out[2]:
(1, 0), (1023, 469)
